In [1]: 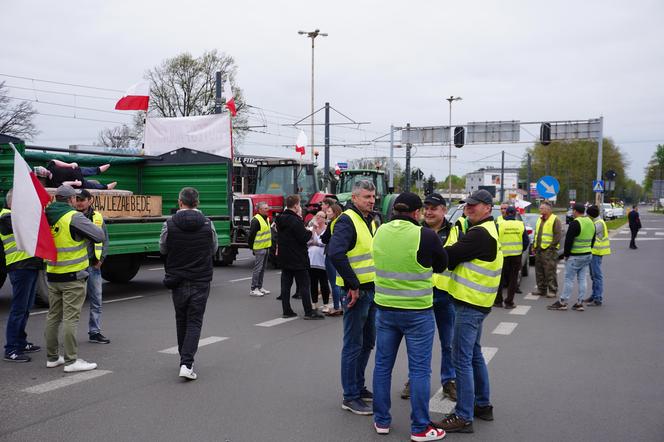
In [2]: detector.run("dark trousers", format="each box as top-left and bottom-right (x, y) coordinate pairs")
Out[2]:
(281, 269), (313, 315)
(5, 269), (39, 355)
(172, 281), (210, 368)
(496, 255), (521, 306)
(630, 228), (639, 248)
(309, 268), (330, 304)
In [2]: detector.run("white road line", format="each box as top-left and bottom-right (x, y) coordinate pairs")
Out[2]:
(557, 264), (565, 268)
(236, 258), (249, 261)
(656, 232), (664, 236)
(482, 346), (498, 363)
(103, 296), (144, 304)
(612, 238), (664, 241)
(255, 317), (300, 327)
(158, 336), (228, 354)
(524, 293), (540, 300)
(23, 370), (112, 394)
(30, 310), (49, 316)
(229, 276), (252, 283)
(509, 305), (531, 315)
(147, 267), (163, 271)
(492, 322), (518, 335)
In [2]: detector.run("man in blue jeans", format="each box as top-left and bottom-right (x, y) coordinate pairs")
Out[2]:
(329, 180), (377, 416)
(584, 205), (610, 306)
(76, 190), (110, 344)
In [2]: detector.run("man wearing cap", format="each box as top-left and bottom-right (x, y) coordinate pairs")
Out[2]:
(531, 201), (562, 298)
(44, 185), (105, 372)
(75, 190), (110, 344)
(433, 189), (502, 434)
(548, 203), (595, 312)
(495, 206), (529, 309)
(372, 192), (447, 441)
(584, 205), (610, 306)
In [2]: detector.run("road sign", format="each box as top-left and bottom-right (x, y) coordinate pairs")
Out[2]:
(337, 162), (348, 170)
(593, 180), (604, 193)
(569, 189), (576, 200)
(536, 175), (560, 199)
(530, 182), (538, 198)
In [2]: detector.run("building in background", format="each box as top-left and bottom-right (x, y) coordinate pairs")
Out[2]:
(465, 167), (519, 201)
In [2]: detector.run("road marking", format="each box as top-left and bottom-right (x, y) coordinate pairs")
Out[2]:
(158, 336), (228, 354)
(524, 293), (540, 300)
(509, 305), (531, 315)
(31, 310), (49, 316)
(492, 322), (518, 335)
(255, 316), (300, 327)
(104, 296), (144, 304)
(229, 276), (252, 283)
(656, 232), (664, 236)
(482, 346), (498, 363)
(236, 257), (249, 261)
(23, 370), (112, 394)
(612, 238), (664, 241)
(147, 267), (163, 271)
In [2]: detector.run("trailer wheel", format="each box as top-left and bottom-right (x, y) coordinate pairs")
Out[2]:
(214, 246), (236, 266)
(101, 254), (143, 283)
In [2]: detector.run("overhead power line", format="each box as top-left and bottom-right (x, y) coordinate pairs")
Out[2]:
(0, 73), (124, 93)
(5, 96), (132, 116)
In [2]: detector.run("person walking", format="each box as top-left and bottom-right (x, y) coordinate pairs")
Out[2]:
(1, 189), (43, 362)
(584, 205), (610, 306)
(328, 180), (377, 416)
(530, 201), (562, 298)
(248, 201), (272, 297)
(160, 187), (217, 380)
(372, 192), (447, 441)
(433, 189), (503, 434)
(44, 185), (104, 372)
(495, 206), (529, 309)
(275, 195), (325, 320)
(548, 203), (595, 312)
(321, 203), (343, 316)
(75, 190), (111, 344)
(628, 205), (641, 249)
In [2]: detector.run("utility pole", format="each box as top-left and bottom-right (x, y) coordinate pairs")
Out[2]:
(214, 71), (222, 114)
(500, 150), (505, 202)
(595, 116), (604, 206)
(446, 96), (462, 202)
(389, 124), (395, 192)
(405, 123), (412, 192)
(324, 102), (330, 193)
(527, 153), (532, 212)
(298, 29), (328, 162)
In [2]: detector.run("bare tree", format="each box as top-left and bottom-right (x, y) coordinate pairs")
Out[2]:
(0, 81), (39, 139)
(96, 112), (145, 148)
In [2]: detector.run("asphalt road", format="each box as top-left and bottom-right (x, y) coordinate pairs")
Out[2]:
(0, 211), (662, 441)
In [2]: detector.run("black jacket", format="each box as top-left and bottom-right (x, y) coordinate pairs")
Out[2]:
(275, 209), (312, 270)
(164, 209), (215, 284)
(248, 214), (269, 249)
(628, 210), (641, 230)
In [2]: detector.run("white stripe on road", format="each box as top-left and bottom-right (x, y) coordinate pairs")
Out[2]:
(30, 310), (49, 316)
(255, 317), (299, 327)
(492, 322), (518, 335)
(158, 336), (228, 354)
(147, 267), (163, 271)
(482, 346), (498, 363)
(612, 238), (664, 241)
(509, 305), (531, 315)
(655, 232), (664, 236)
(524, 293), (540, 300)
(23, 370), (112, 394)
(104, 295), (144, 304)
(229, 277), (253, 283)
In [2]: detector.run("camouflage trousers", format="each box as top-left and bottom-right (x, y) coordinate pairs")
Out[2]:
(534, 247), (559, 296)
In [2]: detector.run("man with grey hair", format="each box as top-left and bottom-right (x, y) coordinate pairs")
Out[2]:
(248, 201), (272, 297)
(160, 187), (217, 380)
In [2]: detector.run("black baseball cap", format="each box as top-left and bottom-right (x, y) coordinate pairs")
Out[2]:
(424, 193), (447, 207)
(76, 189), (93, 200)
(393, 192), (423, 212)
(573, 203), (586, 214)
(461, 189), (493, 205)
(505, 206), (517, 216)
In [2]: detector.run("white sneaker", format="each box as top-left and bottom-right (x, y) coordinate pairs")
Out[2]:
(46, 356), (65, 368)
(179, 364), (197, 380)
(259, 287), (270, 295)
(63, 359), (97, 372)
(249, 289), (264, 297)
(321, 305), (331, 313)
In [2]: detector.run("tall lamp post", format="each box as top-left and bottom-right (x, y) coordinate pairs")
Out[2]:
(445, 95), (462, 202)
(298, 29), (328, 162)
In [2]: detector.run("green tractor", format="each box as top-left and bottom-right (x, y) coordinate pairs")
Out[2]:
(335, 169), (398, 222)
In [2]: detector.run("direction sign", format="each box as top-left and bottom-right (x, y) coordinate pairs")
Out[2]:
(337, 162), (348, 170)
(593, 180), (604, 193)
(536, 175), (560, 199)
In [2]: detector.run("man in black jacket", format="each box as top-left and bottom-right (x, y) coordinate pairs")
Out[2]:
(275, 194), (324, 320)
(628, 205), (641, 249)
(159, 187), (217, 380)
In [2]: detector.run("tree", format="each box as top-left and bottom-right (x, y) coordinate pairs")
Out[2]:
(643, 144), (664, 193)
(440, 174), (465, 191)
(96, 123), (139, 148)
(0, 81), (38, 139)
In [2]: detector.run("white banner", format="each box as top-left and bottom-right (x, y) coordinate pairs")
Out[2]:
(144, 114), (232, 158)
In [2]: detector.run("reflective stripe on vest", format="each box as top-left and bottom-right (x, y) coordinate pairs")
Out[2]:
(252, 214), (272, 250)
(0, 208), (33, 266)
(92, 210), (104, 260)
(571, 216), (595, 254)
(335, 209), (375, 286)
(46, 210), (89, 274)
(447, 220), (504, 308)
(373, 219), (433, 309)
(591, 218), (611, 256)
(433, 218), (467, 291)
(498, 219), (525, 257)
(535, 215), (559, 250)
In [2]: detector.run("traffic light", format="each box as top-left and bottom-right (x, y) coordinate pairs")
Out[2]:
(540, 122), (551, 146)
(454, 126), (465, 148)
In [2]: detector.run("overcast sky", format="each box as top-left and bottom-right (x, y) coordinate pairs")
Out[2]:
(3, 0), (662, 184)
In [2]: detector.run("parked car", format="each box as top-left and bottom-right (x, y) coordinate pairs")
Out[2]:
(602, 203), (615, 220)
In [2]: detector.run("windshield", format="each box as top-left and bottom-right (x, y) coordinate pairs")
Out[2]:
(340, 173), (385, 195)
(296, 165), (317, 204)
(255, 165), (317, 202)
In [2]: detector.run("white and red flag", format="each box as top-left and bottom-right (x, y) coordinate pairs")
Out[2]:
(334, 164), (341, 175)
(295, 131), (307, 155)
(9, 144), (56, 261)
(222, 79), (237, 117)
(115, 81), (150, 111)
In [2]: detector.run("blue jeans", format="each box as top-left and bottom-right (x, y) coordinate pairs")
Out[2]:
(4, 269), (39, 355)
(340, 288), (376, 401)
(325, 256), (341, 309)
(561, 255), (592, 303)
(373, 308), (435, 433)
(86, 266), (103, 334)
(433, 288), (456, 385)
(453, 304), (491, 422)
(589, 255), (603, 304)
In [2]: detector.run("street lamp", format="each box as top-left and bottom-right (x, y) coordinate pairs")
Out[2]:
(445, 95), (462, 202)
(298, 29), (328, 162)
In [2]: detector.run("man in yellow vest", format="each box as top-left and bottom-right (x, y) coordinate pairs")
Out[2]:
(548, 203), (595, 312)
(329, 180), (377, 416)
(433, 189), (503, 434)
(0, 189), (43, 362)
(530, 201), (562, 298)
(371, 192), (447, 440)
(44, 185), (104, 372)
(248, 201), (272, 297)
(495, 201), (509, 225)
(584, 205), (609, 307)
(75, 190), (110, 344)
(495, 206), (529, 309)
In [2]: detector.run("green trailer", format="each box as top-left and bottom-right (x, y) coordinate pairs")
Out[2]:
(0, 135), (232, 283)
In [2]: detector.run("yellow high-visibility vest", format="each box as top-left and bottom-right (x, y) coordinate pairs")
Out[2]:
(252, 214), (272, 250)
(46, 210), (89, 274)
(0, 208), (32, 266)
(335, 209), (376, 287)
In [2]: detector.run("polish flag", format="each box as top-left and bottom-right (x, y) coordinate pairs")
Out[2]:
(334, 164), (341, 175)
(222, 79), (237, 117)
(115, 81), (150, 111)
(9, 144), (57, 261)
(295, 131), (307, 155)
